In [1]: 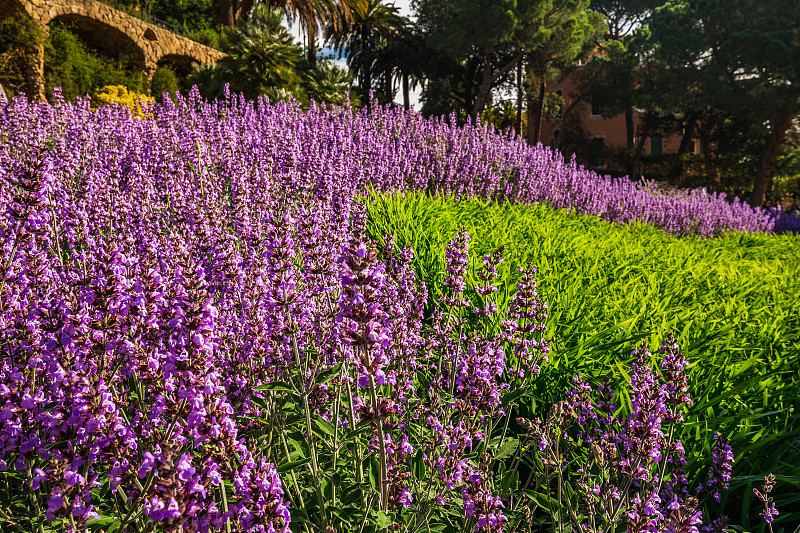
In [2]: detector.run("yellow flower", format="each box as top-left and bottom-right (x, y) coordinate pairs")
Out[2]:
(91, 85), (154, 118)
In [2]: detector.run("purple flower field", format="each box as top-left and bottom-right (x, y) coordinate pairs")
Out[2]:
(0, 91), (784, 532)
(3, 90), (794, 240)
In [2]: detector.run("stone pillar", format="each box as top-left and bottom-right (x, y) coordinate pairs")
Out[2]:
(25, 41), (47, 101)
(144, 58), (158, 95)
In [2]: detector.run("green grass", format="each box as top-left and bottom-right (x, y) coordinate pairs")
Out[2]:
(366, 192), (800, 529)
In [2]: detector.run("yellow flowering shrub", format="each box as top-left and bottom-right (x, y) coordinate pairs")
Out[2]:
(92, 85), (154, 117)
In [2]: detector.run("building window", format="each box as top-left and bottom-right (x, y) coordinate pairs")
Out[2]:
(552, 129), (561, 150)
(589, 137), (606, 168)
(650, 134), (663, 156)
(591, 95), (604, 116)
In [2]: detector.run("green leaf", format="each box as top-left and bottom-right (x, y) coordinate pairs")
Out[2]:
(291, 508), (310, 523)
(375, 510), (392, 529)
(250, 396), (269, 410)
(329, 506), (351, 523)
(413, 449), (427, 479)
(345, 424), (371, 440)
(501, 388), (528, 408)
(524, 489), (560, 511)
(277, 457), (311, 473)
(312, 414), (336, 437)
(86, 517), (120, 532)
(500, 469), (519, 494)
(314, 362), (343, 385)
(366, 455), (380, 493)
(341, 484), (368, 505)
(253, 381), (293, 392)
(286, 431), (310, 458)
(493, 438), (520, 461)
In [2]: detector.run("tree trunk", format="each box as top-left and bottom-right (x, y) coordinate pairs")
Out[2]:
(624, 107), (634, 176)
(675, 110), (698, 185)
(383, 70), (392, 102)
(678, 111), (698, 155)
(471, 50), (493, 122)
(402, 73), (409, 111)
(526, 83), (535, 145)
(515, 59), (523, 135)
(219, 0), (235, 27)
(750, 107), (795, 207)
(307, 24), (317, 64)
(364, 68), (372, 110)
(633, 129), (647, 178)
(471, 49), (524, 122)
(531, 76), (546, 146)
(236, 0), (256, 23)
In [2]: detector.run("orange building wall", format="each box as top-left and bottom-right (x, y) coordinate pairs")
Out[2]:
(538, 69), (691, 160)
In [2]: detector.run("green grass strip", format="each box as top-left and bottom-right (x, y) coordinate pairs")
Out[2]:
(366, 192), (800, 524)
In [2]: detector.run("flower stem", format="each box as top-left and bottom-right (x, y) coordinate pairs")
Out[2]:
(369, 373), (389, 515)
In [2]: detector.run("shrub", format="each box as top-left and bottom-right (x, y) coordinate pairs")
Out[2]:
(151, 65), (180, 103)
(44, 22), (147, 100)
(92, 84), (154, 116)
(185, 27), (222, 50)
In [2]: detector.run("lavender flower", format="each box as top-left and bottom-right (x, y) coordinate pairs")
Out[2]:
(753, 473), (779, 527)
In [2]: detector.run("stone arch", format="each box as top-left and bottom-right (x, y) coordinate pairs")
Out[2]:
(2, 0), (225, 99)
(156, 53), (199, 79)
(49, 13), (147, 71)
(156, 38), (225, 73)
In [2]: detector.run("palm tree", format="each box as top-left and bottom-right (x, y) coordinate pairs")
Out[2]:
(217, 5), (303, 100)
(219, 0), (257, 27)
(269, 0), (354, 64)
(297, 59), (360, 106)
(325, 0), (412, 106)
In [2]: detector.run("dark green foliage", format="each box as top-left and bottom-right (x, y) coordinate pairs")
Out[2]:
(184, 27), (223, 49)
(0, 14), (45, 97)
(414, 0), (605, 120)
(774, 120), (800, 204)
(188, 6), (358, 107)
(589, 0), (659, 39)
(296, 58), (361, 107)
(151, 65), (180, 103)
(643, 0), (800, 206)
(366, 192), (800, 526)
(186, 63), (227, 99)
(523, 0), (606, 143)
(44, 22), (146, 100)
(147, 0), (217, 34)
(99, 0), (219, 35)
(213, 5), (302, 100)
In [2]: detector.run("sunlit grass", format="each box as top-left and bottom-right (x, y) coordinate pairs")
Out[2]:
(366, 192), (800, 527)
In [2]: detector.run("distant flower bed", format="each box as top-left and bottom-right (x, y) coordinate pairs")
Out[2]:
(7, 89), (791, 238)
(0, 91), (785, 532)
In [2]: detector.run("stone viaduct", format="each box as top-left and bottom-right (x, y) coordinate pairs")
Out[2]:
(0, 0), (225, 99)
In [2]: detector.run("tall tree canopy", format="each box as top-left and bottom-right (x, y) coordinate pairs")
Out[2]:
(646, 0), (800, 206)
(414, 0), (522, 120)
(325, 0), (412, 105)
(270, 0), (353, 63)
(413, 0), (604, 124)
(524, 0), (606, 144)
(570, 0), (658, 173)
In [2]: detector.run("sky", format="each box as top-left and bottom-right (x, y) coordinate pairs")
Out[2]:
(282, 0), (422, 108)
